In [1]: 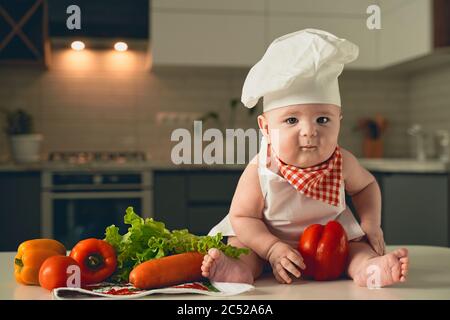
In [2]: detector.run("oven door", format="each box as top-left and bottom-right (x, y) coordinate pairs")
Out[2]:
(51, 193), (142, 249)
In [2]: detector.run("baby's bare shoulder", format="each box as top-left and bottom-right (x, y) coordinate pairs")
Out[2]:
(238, 154), (261, 191)
(340, 147), (360, 170)
(229, 154), (264, 218)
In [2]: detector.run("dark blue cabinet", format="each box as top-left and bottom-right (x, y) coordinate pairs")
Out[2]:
(153, 170), (242, 235)
(347, 172), (449, 247)
(381, 173), (449, 247)
(0, 172), (41, 251)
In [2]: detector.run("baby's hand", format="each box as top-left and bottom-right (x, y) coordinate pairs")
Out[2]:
(361, 221), (386, 256)
(266, 241), (305, 284)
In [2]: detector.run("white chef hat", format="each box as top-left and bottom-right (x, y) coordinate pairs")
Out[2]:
(241, 28), (359, 112)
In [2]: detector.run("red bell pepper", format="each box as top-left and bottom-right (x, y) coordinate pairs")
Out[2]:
(69, 238), (117, 284)
(298, 221), (349, 281)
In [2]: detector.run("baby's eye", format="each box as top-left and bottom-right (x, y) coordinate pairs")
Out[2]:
(285, 117), (298, 125)
(317, 117), (330, 124)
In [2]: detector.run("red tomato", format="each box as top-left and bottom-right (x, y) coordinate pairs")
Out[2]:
(298, 221), (349, 281)
(39, 256), (82, 290)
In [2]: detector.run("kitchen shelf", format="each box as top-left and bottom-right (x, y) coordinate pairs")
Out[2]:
(0, 0), (50, 67)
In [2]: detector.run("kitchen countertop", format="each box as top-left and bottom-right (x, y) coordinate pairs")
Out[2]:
(0, 158), (449, 173)
(358, 158), (449, 173)
(2, 245), (450, 300)
(0, 161), (247, 172)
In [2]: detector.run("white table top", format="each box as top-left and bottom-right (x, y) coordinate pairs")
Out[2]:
(2, 245), (450, 300)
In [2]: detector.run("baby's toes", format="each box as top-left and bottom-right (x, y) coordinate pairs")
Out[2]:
(201, 261), (212, 276)
(201, 262), (209, 273)
(201, 270), (209, 277)
(202, 255), (213, 269)
(401, 261), (408, 272)
(394, 248), (408, 258)
(400, 256), (409, 266)
(401, 264), (408, 277)
(400, 270), (407, 282)
(208, 248), (221, 259)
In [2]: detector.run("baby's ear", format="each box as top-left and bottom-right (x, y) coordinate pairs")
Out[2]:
(257, 114), (270, 141)
(257, 114), (269, 135)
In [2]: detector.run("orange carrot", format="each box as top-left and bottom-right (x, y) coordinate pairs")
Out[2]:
(129, 252), (204, 289)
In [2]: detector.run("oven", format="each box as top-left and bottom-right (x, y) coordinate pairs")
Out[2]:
(41, 170), (153, 248)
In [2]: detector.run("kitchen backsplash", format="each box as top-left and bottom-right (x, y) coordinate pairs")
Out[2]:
(0, 48), (447, 163)
(409, 63), (450, 158)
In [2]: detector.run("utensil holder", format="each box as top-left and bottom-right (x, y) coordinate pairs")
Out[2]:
(363, 137), (384, 158)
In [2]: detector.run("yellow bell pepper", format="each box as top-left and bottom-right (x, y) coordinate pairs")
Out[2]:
(14, 239), (66, 285)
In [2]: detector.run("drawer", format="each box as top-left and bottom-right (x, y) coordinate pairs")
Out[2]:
(187, 172), (241, 202)
(187, 205), (229, 236)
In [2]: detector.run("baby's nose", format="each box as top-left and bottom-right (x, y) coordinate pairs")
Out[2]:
(299, 122), (318, 137)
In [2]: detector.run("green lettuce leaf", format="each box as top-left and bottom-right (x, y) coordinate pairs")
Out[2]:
(104, 207), (249, 283)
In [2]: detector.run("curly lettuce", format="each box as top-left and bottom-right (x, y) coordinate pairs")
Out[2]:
(105, 207), (249, 283)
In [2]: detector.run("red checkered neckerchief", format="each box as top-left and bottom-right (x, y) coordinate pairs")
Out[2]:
(270, 145), (343, 207)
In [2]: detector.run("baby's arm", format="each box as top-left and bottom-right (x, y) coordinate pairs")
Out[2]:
(228, 155), (305, 283)
(228, 155), (279, 258)
(341, 148), (385, 255)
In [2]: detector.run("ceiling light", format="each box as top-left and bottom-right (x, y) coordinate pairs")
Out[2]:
(71, 41), (85, 51)
(114, 42), (128, 52)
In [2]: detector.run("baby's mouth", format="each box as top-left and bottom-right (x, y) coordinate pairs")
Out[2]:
(300, 145), (317, 151)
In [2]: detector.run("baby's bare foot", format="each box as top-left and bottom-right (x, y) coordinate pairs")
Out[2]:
(201, 248), (254, 284)
(354, 248), (409, 287)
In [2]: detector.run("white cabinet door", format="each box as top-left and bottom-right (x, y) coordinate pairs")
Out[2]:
(151, 11), (265, 67)
(267, 0), (373, 15)
(152, 0), (264, 13)
(267, 15), (378, 69)
(379, 0), (433, 67)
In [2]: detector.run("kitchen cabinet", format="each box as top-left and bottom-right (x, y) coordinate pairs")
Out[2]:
(346, 171), (449, 247)
(0, 0), (50, 67)
(151, 11), (265, 67)
(267, 15), (377, 69)
(267, 0), (434, 69)
(153, 171), (187, 230)
(266, 0), (373, 15)
(378, 0), (433, 67)
(151, 0), (442, 70)
(0, 172), (41, 251)
(380, 173), (448, 247)
(266, 0), (377, 69)
(153, 170), (241, 235)
(152, 0), (265, 13)
(151, 0), (376, 68)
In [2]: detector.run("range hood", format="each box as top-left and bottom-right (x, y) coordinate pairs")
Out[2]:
(0, 0), (149, 66)
(47, 0), (149, 40)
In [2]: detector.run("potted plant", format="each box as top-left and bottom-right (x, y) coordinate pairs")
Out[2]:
(2, 109), (43, 163)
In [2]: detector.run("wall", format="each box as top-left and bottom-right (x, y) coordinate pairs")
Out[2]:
(409, 64), (450, 159)
(0, 48), (413, 163)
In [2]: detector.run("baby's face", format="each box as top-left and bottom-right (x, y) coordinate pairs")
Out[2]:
(258, 104), (341, 168)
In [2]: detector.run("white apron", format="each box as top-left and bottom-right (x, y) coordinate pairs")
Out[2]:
(208, 136), (365, 248)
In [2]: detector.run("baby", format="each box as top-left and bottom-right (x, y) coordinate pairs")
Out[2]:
(201, 29), (409, 287)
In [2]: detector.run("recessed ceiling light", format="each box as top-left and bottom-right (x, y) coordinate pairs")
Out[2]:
(114, 42), (128, 52)
(71, 41), (85, 51)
